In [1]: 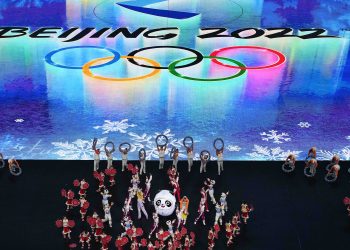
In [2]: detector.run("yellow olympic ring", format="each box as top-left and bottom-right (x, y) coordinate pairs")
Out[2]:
(82, 56), (161, 81)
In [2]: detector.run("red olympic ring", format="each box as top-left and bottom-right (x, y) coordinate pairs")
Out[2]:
(209, 46), (286, 70)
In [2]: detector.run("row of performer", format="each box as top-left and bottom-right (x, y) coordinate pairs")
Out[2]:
(56, 163), (253, 249)
(93, 136), (225, 175)
(282, 147), (344, 182)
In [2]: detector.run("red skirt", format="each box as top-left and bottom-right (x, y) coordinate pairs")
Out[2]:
(95, 228), (103, 236)
(63, 227), (71, 234)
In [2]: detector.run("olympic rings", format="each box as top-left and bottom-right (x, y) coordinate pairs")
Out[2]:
(169, 56), (246, 81)
(119, 142), (131, 152)
(156, 134), (168, 147)
(127, 46), (204, 69)
(210, 46), (286, 70)
(104, 141), (115, 153)
(183, 136), (194, 150)
(46, 45), (286, 81)
(139, 148), (146, 160)
(213, 138), (224, 151)
(45, 46), (121, 69)
(83, 56), (161, 81)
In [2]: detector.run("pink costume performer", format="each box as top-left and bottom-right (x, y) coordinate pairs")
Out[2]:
(194, 200), (207, 225)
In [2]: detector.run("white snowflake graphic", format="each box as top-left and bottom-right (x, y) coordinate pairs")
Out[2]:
(51, 137), (107, 160)
(319, 146), (350, 161)
(298, 122), (311, 128)
(247, 144), (302, 160)
(260, 130), (291, 144)
(128, 129), (185, 160)
(14, 118), (24, 123)
(226, 145), (241, 152)
(346, 136), (350, 140)
(93, 119), (136, 134)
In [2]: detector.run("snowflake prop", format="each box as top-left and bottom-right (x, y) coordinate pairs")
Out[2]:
(247, 144), (302, 160)
(52, 137), (107, 160)
(319, 146), (350, 161)
(93, 119), (136, 134)
(226, 145), (241, 152)
(260, 130), (291, 144)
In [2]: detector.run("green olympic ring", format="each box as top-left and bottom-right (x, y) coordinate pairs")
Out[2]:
(168, 56), (246, 81)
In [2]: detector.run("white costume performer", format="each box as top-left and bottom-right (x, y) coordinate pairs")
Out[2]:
(101, 190), (112, 206)
(187, 149), (193, 172)
(158, 147), (165, 169)
(149, 213), (159, 238)
(121, 150), (128, 171)
(217, 151), (224, 175)
(214, 204), (223, 225)
(220, 192), (229, 215)
(166, 220), (175, 238)
(206, 179), (216, 204)
(144, 175), (152, 202)
(94, 150), (100, 171)
(200, 155), (209, 173)
(103, 203), (113, 227)
(139, 152), (146, 175)
(106, 152), (113, 169)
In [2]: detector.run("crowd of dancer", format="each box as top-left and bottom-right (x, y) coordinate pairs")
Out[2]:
(55, 137), (254, 249)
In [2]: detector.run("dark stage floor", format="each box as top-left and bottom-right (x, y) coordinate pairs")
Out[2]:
(0, 160), (349, 250)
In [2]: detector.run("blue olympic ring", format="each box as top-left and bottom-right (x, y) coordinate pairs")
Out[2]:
(45, 46), (121, 69)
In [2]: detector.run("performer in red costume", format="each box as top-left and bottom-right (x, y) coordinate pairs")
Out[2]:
(241, 203), (254, 224)
(79, 197), (90, 221)
(105, 167), (117, 187)
(93, 171), (105, 192)
(73, 179), (89, 199)
(55, 216), (75, 239)
(79, 231), (91, 249)
(61, 189), (79, 211)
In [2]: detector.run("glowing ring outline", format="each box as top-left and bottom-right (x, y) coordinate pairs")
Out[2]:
(45, 46), (121, 69)
(213, 138), (224, 151)
(155, 135), (168, 147)
(127, 46), (204, 69)
(210, 46), (286, 70)
(104, 141), (115, 153)
(168, 56), (246, 81)
(10, 164), (22, 176)
(82, 56), (161, 81)
(119, 142), (131, 153)
(183, 136), (194, 150)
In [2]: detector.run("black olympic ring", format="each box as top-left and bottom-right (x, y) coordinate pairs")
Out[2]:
(213, 138), (224, 151)
(139, 148), (146, 160)
(200, 150), (211, 161)
(155, 134), (168, 147)
(127, 46), (204, 69)
(183, 136), (193, 150)
(104, 141), (115, 153)
(0, 153), (4, 169)
(10, 164), (22, 176)
(119, 142), (131, 152)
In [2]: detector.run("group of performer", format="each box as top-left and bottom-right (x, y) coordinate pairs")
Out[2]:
(282, 147), (342, 182)
(92, 136), (225, 176)
(54, 137), (255, 249)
